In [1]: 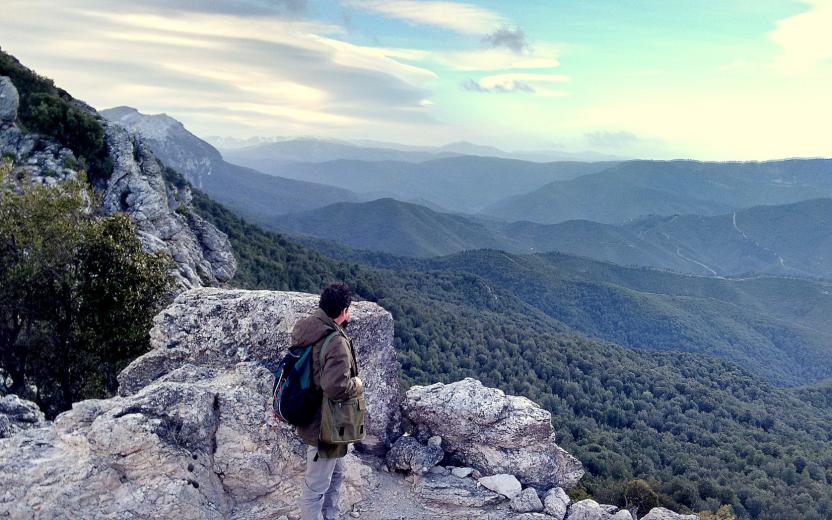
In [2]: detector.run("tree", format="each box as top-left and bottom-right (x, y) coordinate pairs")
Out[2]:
(0, 163), (173, 416)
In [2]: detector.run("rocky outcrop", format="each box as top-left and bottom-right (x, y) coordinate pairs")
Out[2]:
(101, 106), (221, 188)
(0, 76), (19, 123)
(641, 508), (699, 520)
(0, 290), (698, 520)
(117, 288), (402, 453)
(403, 377), (584, 489)
(0, 75), (235, 289)
(102, 124), (235, 288)
(0, 394), (47, 438)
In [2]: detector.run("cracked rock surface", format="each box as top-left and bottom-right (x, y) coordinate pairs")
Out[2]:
(403, 377), (584, 489)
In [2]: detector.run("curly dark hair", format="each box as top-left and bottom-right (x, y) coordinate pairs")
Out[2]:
(319, 282), (352, 319)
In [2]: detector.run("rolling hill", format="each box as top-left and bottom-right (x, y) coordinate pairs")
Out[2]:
(483, 159), (832, 224)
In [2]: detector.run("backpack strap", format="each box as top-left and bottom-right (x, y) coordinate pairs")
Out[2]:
(318, 330), (343, 370)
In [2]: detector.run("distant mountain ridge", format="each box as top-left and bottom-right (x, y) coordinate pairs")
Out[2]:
(100, 107), (363, 224)
(239, 156), (616, 214)
(483, 159), (832, 224)
(274, 196), (832, 280)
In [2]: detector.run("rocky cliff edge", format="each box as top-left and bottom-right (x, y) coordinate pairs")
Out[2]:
(0, 289), (698, 520)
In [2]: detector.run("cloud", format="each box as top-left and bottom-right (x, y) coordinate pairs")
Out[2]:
(2, 0), (444, 140)
(482, 26), (528, 54)
(584, 131), (640, 149)
(344, 0), (505, 33)
(769, 0), (832, 73)
(462, 73), (568, 95)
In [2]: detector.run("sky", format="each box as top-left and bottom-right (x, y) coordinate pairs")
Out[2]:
(2, 0), (831, 160)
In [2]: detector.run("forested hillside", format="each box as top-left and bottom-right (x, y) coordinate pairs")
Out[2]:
(191, 181), (832, 520)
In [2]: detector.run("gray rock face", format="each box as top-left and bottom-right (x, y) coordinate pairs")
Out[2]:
(641, 508), (699, 520)
(415, 473), (504, 509)
(0, 76), (19, 123)
(511, 487), (544, 513)
(479, 474), (523, 499)
(566, 499), (607, 520)
(117, 288), (402, 453)
(543, 487), (571, 519)
(0, 362), (376, 519)
(0, 394), (47, 438)
(403, 378), (584, 489)
(102, 124), (235, 288)
(385, 435), (444, 475)
(101, 106), (221, 188)
(0, 74), (234, 290)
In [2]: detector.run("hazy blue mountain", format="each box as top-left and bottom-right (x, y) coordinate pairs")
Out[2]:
(222, 137), (458, 164)
(483, 159), (832, 224)
(273, 196), (832, 280)
(274, 198), (502, 257)
(232, 156), (616, 213)
(100, 107), (362, 223)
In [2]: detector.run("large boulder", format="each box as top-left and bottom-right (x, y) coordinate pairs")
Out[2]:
(0, 76), (19, 123)
(403, 378), (584, 489)
(0, 362), (376, 519)
(117, 288), (402, 453)
(0, 394), (47, 438)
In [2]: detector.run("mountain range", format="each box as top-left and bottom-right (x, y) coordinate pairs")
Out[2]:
(274, 196), (832, 279)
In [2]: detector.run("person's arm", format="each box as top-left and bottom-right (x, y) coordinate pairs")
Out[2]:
(320, 336), (363, 401)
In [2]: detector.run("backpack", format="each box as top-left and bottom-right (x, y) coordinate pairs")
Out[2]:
(272, 331), (340, 427)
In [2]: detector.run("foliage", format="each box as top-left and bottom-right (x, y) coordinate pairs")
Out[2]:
(699, 505), (739, 520)
(0, 168), (173, 417)
(192, 186), (832, 519)
(0, 47), (112, 183)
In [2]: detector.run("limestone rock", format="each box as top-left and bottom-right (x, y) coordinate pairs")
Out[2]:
(0, 76), (19, 123)
(0, 394), (47, 438)
(415, 473), (504, 508)
(641, 508), (699, 520)
(511, 487), (544, 513)
(102, 124), (235, 288)
(403, 378), (584, 489)
(0, 360), (377, 519)
(610, 511), (634, 520)
(513, 514), (557, 520)
(543, 487), (570, 519)
(451, 466), (475, 479)
(385, 435), (443, 475)
(479, 474), (522, 499)
(566, 499), (607, 520)
(117, 288), (402, 453)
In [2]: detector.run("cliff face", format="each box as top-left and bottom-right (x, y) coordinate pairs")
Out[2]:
(0, 289), (697, 520)
(0, 75), (235, 289)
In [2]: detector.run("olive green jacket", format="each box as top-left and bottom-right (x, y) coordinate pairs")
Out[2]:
(291, 308), (363, 458)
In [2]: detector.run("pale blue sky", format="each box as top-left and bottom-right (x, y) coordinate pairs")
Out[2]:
(3, 0), (830, 159)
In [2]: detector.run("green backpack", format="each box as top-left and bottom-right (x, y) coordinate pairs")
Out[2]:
(318, 333), (366, 444)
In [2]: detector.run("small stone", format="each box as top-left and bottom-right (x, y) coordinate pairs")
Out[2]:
(471, 469), (482, 479)
(451, 467), (474, 478)
(478, 474), (522, 499)
(511, 487), (544, 513)
(429, 466), (448, 475)
(543, 487), (570, 520)
(350, 512), (360, 518)
(427, 435), (442, 448)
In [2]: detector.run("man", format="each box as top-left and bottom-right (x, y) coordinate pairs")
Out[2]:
(293, 282), (363, 520)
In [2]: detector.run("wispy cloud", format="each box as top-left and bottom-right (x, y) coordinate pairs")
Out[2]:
(2, 0), (445, 140)
(769, 0), (832, 73)
(436, 47), (560, 71)
(462, 73), (568, 96)
(482, 26), (528, 54)
(344, 0), (505, 33)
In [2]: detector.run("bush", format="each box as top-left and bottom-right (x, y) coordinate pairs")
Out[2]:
(0, 165), (173, 417)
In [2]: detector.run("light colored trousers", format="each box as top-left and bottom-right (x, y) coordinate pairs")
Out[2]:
(299, 445), (346, 520)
